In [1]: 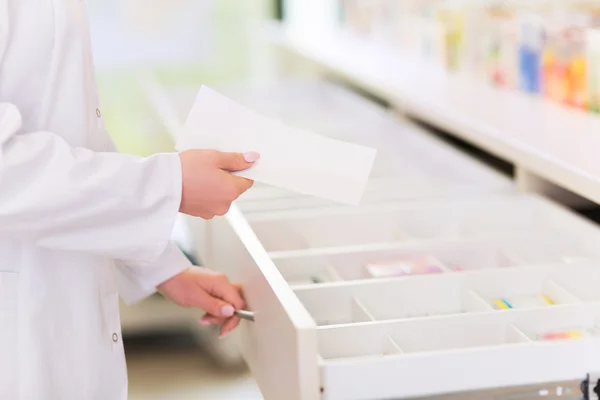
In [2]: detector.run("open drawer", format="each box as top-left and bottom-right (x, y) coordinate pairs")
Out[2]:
(209, 197), (600, 400)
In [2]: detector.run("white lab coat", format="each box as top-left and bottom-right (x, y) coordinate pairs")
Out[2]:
(0, 0), (193, 398)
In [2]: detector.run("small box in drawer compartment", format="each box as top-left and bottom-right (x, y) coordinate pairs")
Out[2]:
(512, 305), (600, 343)
(467, 267), (582, 310)
(360, 243), (521, 276)
(272, 239), (539, 286)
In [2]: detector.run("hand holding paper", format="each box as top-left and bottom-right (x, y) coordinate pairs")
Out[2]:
(178, 149), (259, 219)
(176, 86), (377, 205)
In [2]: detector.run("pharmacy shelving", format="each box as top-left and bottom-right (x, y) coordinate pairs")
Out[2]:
(279, 29), (600, 207)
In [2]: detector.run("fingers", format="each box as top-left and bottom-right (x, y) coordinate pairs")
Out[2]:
(197, 314), (241, 338)
(231, 175), (254, 194)
(198, 314), (226, 326)
(217, 151), (260, 172)
(190, 274), (247, 337)
(208, 278), (245, 312)
(220, 316), (241, 337)
(188, 289), (237, 318)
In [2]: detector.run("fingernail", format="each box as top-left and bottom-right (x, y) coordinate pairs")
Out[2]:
(219, 331), (231, 340)
(198, 319), (211, 326)
(221, 305), (235, 317)
(243, 151), (260, 163)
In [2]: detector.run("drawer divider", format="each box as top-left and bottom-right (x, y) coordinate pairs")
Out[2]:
(352, 296), (376, 323)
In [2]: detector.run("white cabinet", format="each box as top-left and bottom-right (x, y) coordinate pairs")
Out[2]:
(210, 196), (600, 399)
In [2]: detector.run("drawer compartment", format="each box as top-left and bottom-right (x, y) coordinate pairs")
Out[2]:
(294, 276), (492, 325)
(242, 196), (600, 253)
(293, 264), (600, 325)
(270, 237), (595, 286)
(318, 313), (532, 362)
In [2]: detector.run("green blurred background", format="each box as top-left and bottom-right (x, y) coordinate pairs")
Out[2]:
(90, 0), (279, 156)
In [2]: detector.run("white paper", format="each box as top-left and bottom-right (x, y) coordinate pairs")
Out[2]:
(176, 86), (377, 205)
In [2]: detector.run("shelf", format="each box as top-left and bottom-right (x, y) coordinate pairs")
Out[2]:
(280, 31), (600, 206)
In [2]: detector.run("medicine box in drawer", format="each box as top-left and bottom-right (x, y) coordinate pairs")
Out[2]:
(209, 195), (600, 400)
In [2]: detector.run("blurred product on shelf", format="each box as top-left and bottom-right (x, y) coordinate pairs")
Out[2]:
(518, 12), (545, 95)
(588, 28), (600, 113)
(336, 0), (600, 114)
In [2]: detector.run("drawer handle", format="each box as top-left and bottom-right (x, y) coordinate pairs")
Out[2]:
(234, 309), (255, 322)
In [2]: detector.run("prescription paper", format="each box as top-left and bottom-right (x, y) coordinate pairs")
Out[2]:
(176, 86), (377, 205)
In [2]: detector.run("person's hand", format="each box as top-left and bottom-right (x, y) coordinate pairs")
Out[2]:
(157, 266), (245, 338)
(179, 150), (260, 219)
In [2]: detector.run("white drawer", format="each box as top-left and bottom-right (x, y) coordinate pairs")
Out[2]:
(209, 195), (600, 399)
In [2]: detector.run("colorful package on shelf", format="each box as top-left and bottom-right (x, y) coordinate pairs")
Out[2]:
(542, 12), (590, 108)
(518, 13), (546, 94)
(587, 28), (600, 113)
(436, 5), (466, 72)
(565, 27), (588, 109)
(542, 17), (568, 104)
(364, 255), (447, 278)
(336, 0), (600, 116)
(484, 6), (519, 88)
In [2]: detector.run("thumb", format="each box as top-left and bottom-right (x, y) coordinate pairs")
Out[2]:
(191, 289), (236, 318)
(217, 151), (260, 172)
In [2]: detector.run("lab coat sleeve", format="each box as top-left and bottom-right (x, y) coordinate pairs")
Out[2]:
(0, 102), (183, 263)
(115, 243), (192, 305)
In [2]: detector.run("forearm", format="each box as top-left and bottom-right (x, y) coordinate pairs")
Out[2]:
(0, 103), (182, 262)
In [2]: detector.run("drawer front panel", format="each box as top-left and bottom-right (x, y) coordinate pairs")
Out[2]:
(211, 206), (320, 400)
(318, 305), (600, 399)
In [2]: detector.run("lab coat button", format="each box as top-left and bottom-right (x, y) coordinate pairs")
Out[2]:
(96, 108), (101, 118)
(112, 333), (118, 342)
